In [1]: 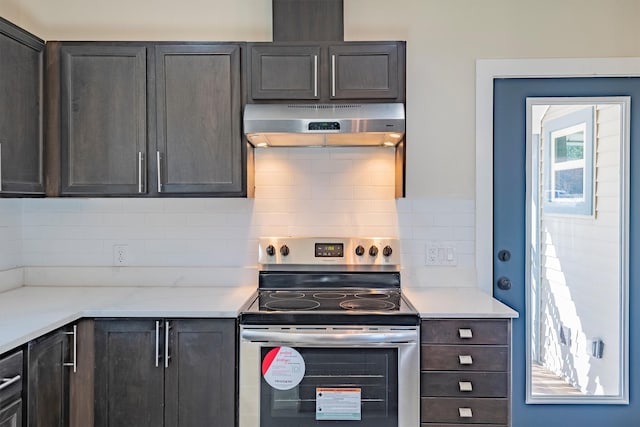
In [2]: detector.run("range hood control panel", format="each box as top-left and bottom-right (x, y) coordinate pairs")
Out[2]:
(259, 237), (400, 266)
(308, 121), (340, 131)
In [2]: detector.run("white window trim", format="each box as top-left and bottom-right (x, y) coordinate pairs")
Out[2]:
(475, 57), (640, 294)
(550, 124), (587, 200)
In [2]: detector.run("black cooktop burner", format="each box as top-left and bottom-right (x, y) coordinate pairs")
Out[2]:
(339, 299), (396, 310)
(269, 291), (305, 299)
(264, 299), (321, 311)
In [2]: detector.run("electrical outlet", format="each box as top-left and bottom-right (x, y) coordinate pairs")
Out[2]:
(113, 245), (129, 266)
(425, 242), (457, 266)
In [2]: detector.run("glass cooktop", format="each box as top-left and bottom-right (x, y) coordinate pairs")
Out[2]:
(257, 289), (402, 312)
(239, 269), (419, 326)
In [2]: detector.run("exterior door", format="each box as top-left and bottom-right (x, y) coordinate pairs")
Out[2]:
(493, 77), (640, 425)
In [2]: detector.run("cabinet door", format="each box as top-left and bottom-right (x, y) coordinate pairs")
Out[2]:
(164, 319), (236, 427)
(329, 43), (399, 100)
(0, 399), (22, 427)
(94, 320), (164, 427)
(27, 328), (70, 427)
(69, 320), (94, 427)
(59, 44), (147, 195)
(0, 18), (44, 195)
(250, 44), (321, 100)
(155, 44), (244, 195)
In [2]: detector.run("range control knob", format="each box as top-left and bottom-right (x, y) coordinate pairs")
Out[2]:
(382, 246), (393, 257)
(266, 245), (276, 256)
(280, 244), (290, 256)
(355, 245), (365, 256)
(369, 245), (379, 257)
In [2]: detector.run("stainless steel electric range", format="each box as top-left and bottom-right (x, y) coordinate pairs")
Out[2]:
(239, 237), (420, 427)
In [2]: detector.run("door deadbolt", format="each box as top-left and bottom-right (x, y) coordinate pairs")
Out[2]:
(497, 250), (511, 262)
(497, 276), (512, 290)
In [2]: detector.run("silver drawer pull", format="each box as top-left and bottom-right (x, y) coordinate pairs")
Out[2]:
(458, 407), (473, 418)
(0, 375), (21, 391)
(458, 328), (473, 339)
(459, 381), (473, 392)
(62, 325), (78, 373)
(459, 355), (473, 365)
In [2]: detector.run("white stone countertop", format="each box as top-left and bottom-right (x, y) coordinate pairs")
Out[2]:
(0, 285), (517, 355)
(403, 287), (519, 319)
(0, 285), (256, 354)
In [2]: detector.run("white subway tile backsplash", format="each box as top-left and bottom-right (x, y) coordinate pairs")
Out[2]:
(0, 200), (22, 271)
(2, 148), (477, 288)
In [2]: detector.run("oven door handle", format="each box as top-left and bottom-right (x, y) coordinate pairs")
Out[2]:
(241, 329), (417, 345)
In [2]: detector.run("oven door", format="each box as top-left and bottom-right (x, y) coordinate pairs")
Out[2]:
(239, 326), (419, 427)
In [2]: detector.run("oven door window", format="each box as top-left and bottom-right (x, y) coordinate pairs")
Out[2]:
(260, 347), (398, 427)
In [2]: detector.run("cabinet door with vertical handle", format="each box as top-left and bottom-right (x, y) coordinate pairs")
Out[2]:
(27, 327), (70, 427)
(94, 319), (164, 427)
(57, 43), (147, 196)
(163, 319), (236, 427)
(154, 44), (244, 195)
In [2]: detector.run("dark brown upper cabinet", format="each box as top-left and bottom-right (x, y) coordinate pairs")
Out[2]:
(154, 44), (245, 196)
(0, 18), (45, 196)
(57, 44), (147, 196)
(248, 41), (404, 102)
(48, 42), (250, 197)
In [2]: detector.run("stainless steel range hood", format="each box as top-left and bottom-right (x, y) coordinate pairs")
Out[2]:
(243, 103), (405, 147)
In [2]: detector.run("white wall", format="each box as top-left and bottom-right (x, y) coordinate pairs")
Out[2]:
(1, 0), (639, 288)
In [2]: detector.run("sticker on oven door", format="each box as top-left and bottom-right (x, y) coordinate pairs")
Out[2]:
(316, 388), (362, 421)
(262, 346), (305, 390)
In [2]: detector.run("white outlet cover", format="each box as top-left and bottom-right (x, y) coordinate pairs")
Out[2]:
(113, 245), (130, 266)
(425, 242), (457, 266)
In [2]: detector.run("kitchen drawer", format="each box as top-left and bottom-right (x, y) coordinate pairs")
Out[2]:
(421, 319), (509, 345)
(421, 345), (508, 371)
(421, 372), (508, 397)
(0, 351), (22, 401)
(421, 397), (508, 424)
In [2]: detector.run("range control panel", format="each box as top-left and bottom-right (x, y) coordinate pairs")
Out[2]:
(258, 237), (400, 266)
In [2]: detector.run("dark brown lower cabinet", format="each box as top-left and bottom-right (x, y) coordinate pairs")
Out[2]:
(420, 319), (511, 427)
(27, 327), (70, 427)
(94, 318), (236, 427)
(26, 320), (93, 427)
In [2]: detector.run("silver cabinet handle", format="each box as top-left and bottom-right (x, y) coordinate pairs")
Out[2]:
(156, 151), (162, 192)
(63, 325), (77, 373)
(0, 375), (21, 391)
(459, 381), (473, 392)
(138, 151), (144, 193)
(458, 407), (473, 418)
(331, 54), (336, 97)
(164, 321), (171, 368)
(458, 355), (473, 365)
(458, 328), (473, 339)
(155, 321), (160, 367)
(313, 55), (318, 97)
